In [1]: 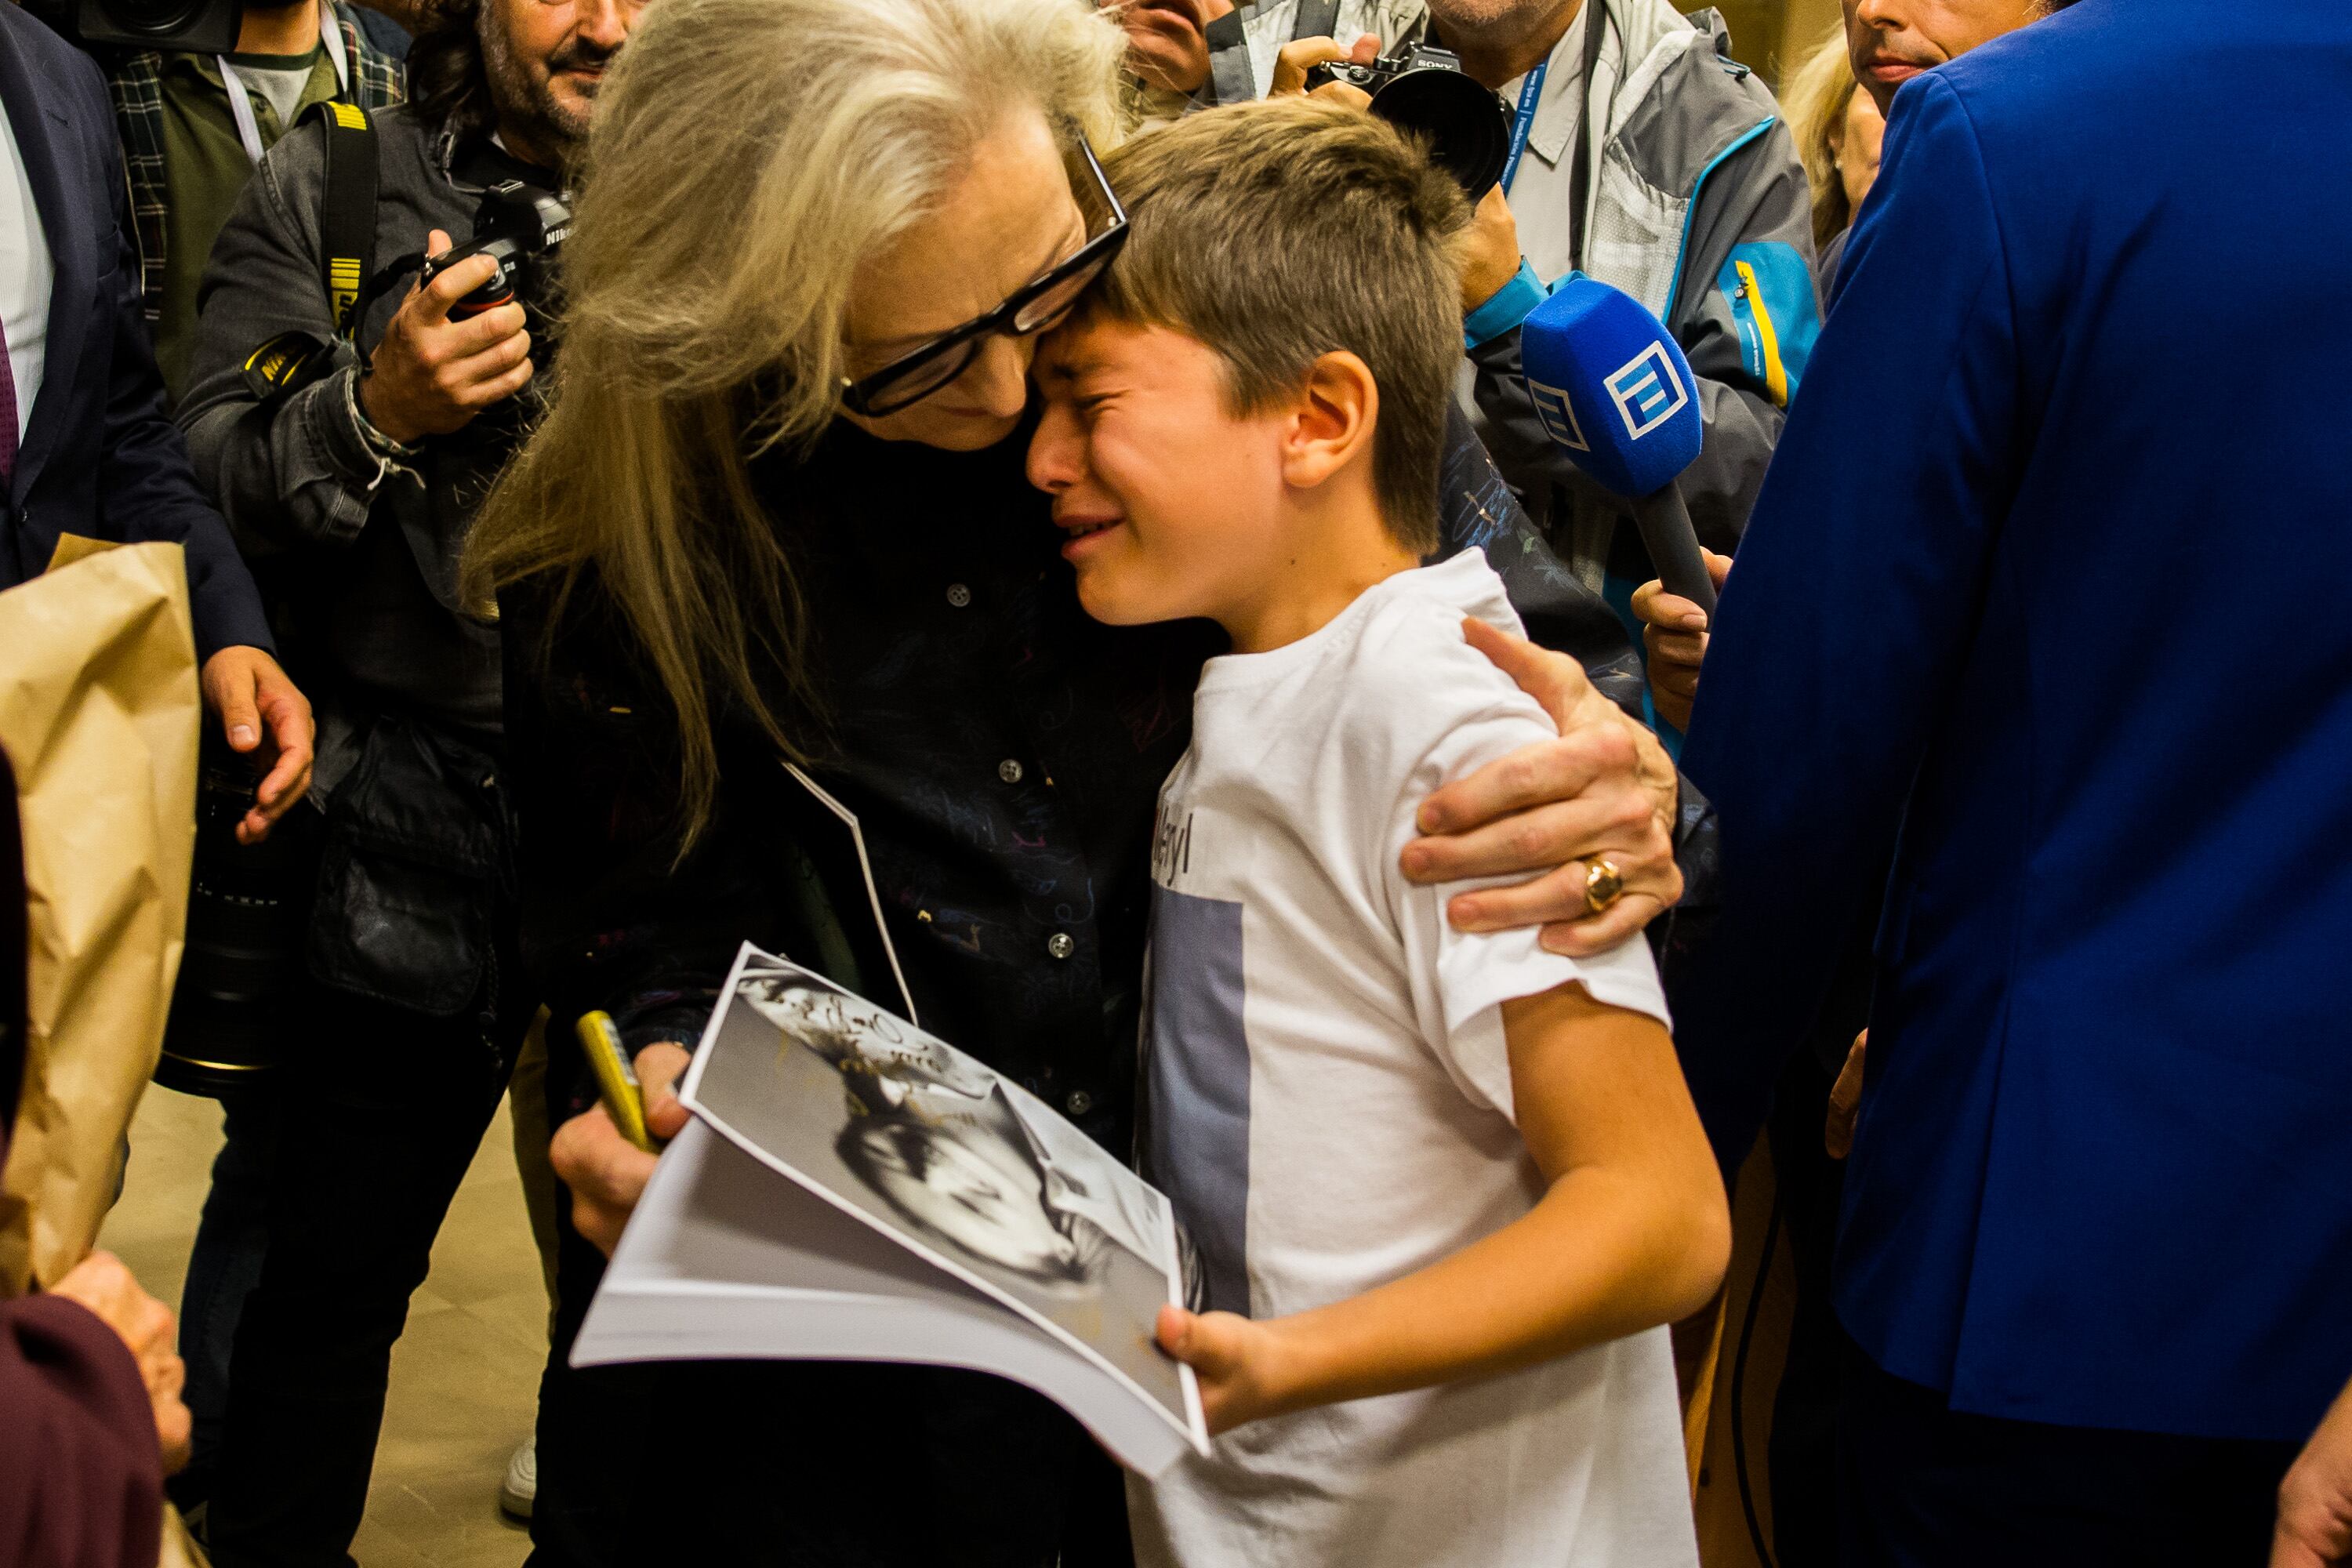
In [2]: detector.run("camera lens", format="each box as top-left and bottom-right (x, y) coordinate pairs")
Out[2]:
(1368, 68), (1511, 200)
(95, 0), (219, 39)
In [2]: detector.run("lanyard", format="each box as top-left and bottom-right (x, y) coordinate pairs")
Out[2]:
(218, 4), (349, 169)
(1498, 61), (1546, 198)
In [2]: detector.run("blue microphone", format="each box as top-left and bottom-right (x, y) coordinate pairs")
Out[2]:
(1517, 275), (1718, 615)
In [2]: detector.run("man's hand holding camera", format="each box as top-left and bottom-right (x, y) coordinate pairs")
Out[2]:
(358, 227), (535, 445)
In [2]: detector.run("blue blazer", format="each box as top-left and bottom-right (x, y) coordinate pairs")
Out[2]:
(0, 4), (267, 659)
(1675, 0), (2352, 1443)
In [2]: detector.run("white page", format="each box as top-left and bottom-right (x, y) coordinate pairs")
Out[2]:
(575, 1118), (1197, 1476)
(679, 944), (1207, 1459)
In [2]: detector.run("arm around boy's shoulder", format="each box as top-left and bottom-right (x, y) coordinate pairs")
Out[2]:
(1343, 591), (1671, 1069)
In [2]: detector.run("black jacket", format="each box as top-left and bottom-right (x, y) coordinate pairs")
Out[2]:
(506, 407), (1678, 1135)
(0, 3), (270, 659)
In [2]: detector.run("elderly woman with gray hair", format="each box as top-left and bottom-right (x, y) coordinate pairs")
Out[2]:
(464, 0), (1700, 1557)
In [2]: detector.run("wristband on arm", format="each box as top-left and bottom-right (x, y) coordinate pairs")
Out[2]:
(1464, 259), (1547, 350)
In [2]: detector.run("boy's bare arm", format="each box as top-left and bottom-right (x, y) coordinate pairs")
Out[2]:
(1158, 984), (1730, 1435)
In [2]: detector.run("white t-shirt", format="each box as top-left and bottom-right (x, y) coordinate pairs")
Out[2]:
(1130, 551), (1696, 1568)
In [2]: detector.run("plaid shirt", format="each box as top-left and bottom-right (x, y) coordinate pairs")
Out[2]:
(104, 6), (405, 323)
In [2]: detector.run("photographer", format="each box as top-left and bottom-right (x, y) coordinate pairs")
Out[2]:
(1213, 0), (1817, 591)
(170, 0), (633, 1556)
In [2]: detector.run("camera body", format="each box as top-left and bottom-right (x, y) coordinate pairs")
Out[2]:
(418, 180), (574, 321)
(1304, 45), (1512, 200)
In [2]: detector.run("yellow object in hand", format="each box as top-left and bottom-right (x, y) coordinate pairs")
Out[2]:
(577, 1011), (657, 1153)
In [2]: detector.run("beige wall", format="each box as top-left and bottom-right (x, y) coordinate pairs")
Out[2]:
(1687, 0), (1842, 86)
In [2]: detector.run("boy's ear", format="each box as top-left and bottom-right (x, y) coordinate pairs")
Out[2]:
(1279, 350), (1379, 495)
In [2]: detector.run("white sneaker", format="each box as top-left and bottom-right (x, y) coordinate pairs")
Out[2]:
(499, 1436), (536, 1520)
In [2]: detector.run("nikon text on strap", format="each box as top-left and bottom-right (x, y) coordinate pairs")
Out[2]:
(243, 100), (379, 403)
(312, 100), (379, 338)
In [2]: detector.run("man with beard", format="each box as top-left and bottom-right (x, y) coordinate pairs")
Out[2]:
(172, 0), (633, 1559)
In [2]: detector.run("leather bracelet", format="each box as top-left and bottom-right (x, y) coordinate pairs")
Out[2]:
(346, 369), (419, 461)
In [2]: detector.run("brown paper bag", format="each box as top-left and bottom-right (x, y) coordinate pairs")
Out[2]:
(0, 542), (199, 1294)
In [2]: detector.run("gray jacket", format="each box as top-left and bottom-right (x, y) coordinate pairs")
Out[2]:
(176, 105), (519, 763)
(1214, 0), (1820, 577)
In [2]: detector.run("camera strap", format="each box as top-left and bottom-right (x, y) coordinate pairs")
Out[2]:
(309, 100), (380, 339)
(1565, 0), (1606, 271)
(241, 100), (377, 405)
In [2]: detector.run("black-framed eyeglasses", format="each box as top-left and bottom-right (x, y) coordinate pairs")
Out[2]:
(839, 138), (1129, 418)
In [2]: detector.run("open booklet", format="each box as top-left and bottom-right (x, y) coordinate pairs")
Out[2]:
(571, 942), (1210, 1476)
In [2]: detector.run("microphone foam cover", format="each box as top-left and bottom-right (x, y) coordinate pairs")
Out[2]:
(1517, 274), (1704, 498)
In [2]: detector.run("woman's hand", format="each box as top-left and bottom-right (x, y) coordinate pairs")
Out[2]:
(550, 1041), (692, 1256)
(1156, 1305), (1298, 1436)
(1404, 619), (1682, 956)
(1628, 549), (1733, 733)
(49, 1251), (191, 1474)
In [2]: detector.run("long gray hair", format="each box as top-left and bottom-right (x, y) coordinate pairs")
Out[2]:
(463, 0), (1125, 838)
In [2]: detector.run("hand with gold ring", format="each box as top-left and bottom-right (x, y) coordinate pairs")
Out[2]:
(1400, 619), (1682, 957)
(1583, 858), (1624, 916)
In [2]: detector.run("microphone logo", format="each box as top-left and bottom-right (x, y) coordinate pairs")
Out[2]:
(1605, 343), (1689, 441)
(1527, 379), (1589, 452)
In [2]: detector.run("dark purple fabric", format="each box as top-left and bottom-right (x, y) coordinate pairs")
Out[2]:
(0, 312), (18, 486)
(0, 1294), (164, 1568)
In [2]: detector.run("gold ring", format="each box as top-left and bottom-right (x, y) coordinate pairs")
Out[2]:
(1584, 858), (1624, 916)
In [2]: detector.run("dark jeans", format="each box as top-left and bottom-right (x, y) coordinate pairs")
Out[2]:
(169, 1083), (284, 1517)
(204, 971), (531, 1568)
(1838, 1340), (2296, 1567)
(527, 1037), (1133, 1568)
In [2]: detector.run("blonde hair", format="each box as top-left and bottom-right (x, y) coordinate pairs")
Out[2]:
(462, 0), (1126, 839)
(1089, 98), (1468, 555)
(1781, 20), (1862, 253)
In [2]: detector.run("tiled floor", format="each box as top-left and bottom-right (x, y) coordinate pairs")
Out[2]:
(99, 1084), (546, 1568)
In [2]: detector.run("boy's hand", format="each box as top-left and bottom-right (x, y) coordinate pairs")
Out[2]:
(1156, 1305), (1295, 1436)
(1405, 619), (1682, 955)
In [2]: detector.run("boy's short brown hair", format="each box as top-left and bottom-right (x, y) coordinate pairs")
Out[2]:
(1093, 97), (1471, 555)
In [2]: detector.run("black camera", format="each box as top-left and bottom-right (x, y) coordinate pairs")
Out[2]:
(419, 180), (573, 321)
(1305, 45), (1512, 200)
